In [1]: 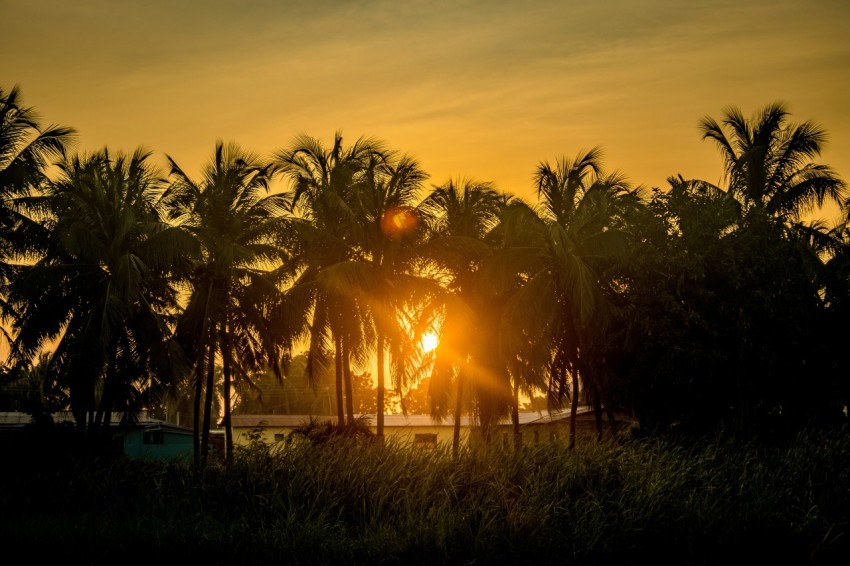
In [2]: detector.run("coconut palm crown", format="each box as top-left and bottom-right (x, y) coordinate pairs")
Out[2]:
(700, 102), (846, 221)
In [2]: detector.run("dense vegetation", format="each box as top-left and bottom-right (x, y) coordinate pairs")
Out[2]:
(2, 429), (849, 564)
(3, 83), (850, 563)
(1, 84), (849, 460)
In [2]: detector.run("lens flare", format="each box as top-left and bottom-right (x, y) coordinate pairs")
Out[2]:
(381, 206), (418, 238)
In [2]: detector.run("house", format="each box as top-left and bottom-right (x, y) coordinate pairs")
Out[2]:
(119, 420), (194, 461)
(228, 413), (473, 449)
(0, 411), (194, 461)
(492, 406), (636, 446)
(228, 407), (634, 449)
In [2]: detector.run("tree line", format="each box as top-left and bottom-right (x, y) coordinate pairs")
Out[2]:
(1, 85), (848, 462)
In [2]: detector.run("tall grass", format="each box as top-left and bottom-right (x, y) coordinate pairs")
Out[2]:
(2, 428), (848, 564)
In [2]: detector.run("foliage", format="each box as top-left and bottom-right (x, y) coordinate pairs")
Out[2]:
(7, 148), (184, 431)
(0, 353), (68, 415)
(2, 429), (849, 563)
(164, 141), (289, 461)
(288, 414), (375, 445)
(233, 352), (377, 415)
(0, 85), (74, 303)
(1, 87), (848, 447)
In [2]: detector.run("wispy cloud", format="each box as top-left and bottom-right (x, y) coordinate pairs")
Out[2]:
(3, 0), (848, 197)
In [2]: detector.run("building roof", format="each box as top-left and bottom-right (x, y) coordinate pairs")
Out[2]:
(228, 408), (604, 429)
(514, 406), (595, 425)
(0, 411), (192, 433)
(0, 412), (32, 427)
(229, 414), (340, 428)
(361, 414), (477, 427)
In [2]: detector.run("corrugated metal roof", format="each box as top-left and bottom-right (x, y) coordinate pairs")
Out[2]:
(0, 411), (192, 432)
(229, 415), (339, 428)
(360, 414), (476, 427)
(229, 414), (478, 428)
(4, 408), (620, 431)
(228, 410), (601, 429)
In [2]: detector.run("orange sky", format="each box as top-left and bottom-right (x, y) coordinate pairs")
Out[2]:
(3, 0), (849, 213)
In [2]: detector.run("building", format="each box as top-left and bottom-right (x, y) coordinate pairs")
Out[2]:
(492, 406), (636, 446)
(0, 411), (194, 461)
(228, 413), (475, 449)
(228, 406), (634, 449)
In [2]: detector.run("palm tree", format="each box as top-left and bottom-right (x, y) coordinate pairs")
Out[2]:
(498, 149), (637, 447)
(700, 102), (846, 221)
(0, 86), (74, 342)
(8, 148), (185, 435)
(274, 132), (384, 429)
(700, 105), (849, 427)
(417, 178), (508, 454)
(349, 152), (430, 439)
(163, 141), (289, 462)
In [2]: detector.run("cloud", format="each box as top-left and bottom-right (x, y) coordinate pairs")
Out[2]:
(3, 0), (848, 197)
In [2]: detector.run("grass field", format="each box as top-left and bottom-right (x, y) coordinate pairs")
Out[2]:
(2, 428), (849, 564)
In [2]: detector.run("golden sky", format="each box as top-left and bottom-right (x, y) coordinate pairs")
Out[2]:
(3, 0), (850, 220)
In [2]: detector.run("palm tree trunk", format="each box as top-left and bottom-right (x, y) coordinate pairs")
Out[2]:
(452, 373), (465, 457)
(95, 350), (117, 434)
(334, 333), (344, 427)
(343, 337), (355, 426)
(593, 391), (603, 443)
(201, 330), (216, 466)
(87, 389), (96, 433)
(512, 379), (521, 450)
(376, 330), (385, 440)
(605, 404), (619, 441)
(222, 321), (234, 463)
(192, 346), (204, 466)
(569, 368), (579, 450)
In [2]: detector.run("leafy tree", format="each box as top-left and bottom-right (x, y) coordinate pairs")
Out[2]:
(0, 352), (68, 417)
(700, 102), (845, 221)
(0, 85), (74, 342)
(274, 133), (383, 428)
(163, 142), (289, 462)
(418, 178), (508, 453)
(8, 149), (185, 435)
(497, 149), (637, 447)
(611, 176), (845, 434)
(349, 151), (431, 437)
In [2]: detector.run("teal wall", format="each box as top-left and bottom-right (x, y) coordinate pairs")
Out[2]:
(122, 428), (193, 461)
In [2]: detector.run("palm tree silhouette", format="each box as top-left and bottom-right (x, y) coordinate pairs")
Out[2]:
(9, 148), (183, 434)
(163, 142), (288, 462)
(700, 102), (846, 220)
(417, 178), (507, 453)
(0, 85), (74, 345)
(499, 149), (636, 447)
(274, 132), (384, 428)
(351, 151), (430, 438)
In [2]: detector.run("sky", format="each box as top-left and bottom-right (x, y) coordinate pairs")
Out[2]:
(3, 0), (849, 211)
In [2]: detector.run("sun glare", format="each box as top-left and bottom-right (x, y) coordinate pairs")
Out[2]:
(381, 206), (418, 238)
(421, 331), (439, 353)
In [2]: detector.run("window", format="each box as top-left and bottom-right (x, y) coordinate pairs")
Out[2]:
(143, 430), (163, 445)
(273, 433), (286, 442)
(414, 433), (437, 449)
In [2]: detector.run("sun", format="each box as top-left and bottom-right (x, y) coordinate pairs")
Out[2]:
(421, 332), (439, 353)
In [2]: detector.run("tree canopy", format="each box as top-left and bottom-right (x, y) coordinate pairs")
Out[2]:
(1, 87), (848, 459)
